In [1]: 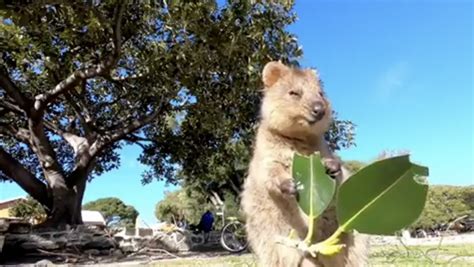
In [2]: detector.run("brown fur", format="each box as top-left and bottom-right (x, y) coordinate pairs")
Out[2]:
(241, 61), (368, 267)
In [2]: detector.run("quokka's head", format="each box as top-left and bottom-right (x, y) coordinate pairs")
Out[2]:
(260, 61), (332, 138)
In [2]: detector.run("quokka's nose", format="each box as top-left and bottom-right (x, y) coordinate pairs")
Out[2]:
(311, 102), (325, 118)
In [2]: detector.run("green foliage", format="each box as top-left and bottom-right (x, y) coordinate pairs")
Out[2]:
(82, 197), (138, 228)
(293, 152), (335, 218)
(155, 189), (214, 224)
(137, 1), (358, 198)
(411, 185), (474, 229)
(336, 155), (429, 235)
(222, 191), (241, 219)
(9, 196), (46, 222)
(155, 187), (242, 226)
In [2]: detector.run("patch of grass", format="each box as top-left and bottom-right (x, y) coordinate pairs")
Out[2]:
(369, 244), (474, 266)
(151, 254), (256, 267)
(151, 244), (474, 266)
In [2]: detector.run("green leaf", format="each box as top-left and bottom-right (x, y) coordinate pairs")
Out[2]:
(293, 152), (336, 218)
(337, 155), (429, 235)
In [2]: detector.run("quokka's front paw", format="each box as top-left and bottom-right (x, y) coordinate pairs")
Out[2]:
(322, 158), (342, 179)
(279, 179), (298, 199)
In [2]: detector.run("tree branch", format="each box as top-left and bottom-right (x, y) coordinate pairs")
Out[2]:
(28, 119), (65, 180)
(66, 139), (100, 188)
(65, 92), (94, 137)
(33, 2), (127, 111)
(34, 64), (111, 111)
(0, 147), (50, 207)
(66, 100), (165, 187)
(0, 100), (24, 114)
(106, 107), (162, 146)
(127, 134), (157, 143)
(112, 2), (126, 58)
(0, 122), (30, 143)
(110, 72), (145, 82)
(125, 135), (149, 150)
(0, 66), (31, 112)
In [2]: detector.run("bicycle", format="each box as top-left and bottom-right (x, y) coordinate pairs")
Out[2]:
(184, 216), (248, 253)
(219, 217), (248, 253)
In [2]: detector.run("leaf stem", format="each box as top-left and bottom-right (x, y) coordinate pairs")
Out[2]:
(304, 216), (315, 244)
(304, 155), (315, 244)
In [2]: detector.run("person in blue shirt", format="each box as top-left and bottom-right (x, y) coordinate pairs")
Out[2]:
(197, 210), (214, 242)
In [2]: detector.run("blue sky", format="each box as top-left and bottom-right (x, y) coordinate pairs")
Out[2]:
(1, 0), (472, 224)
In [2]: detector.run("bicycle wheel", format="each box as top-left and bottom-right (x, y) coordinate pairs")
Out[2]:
(220, 220), (248, 253)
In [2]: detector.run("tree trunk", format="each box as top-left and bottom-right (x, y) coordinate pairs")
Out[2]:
(72, 177), (87, 224)
(40, 172), (87, 227)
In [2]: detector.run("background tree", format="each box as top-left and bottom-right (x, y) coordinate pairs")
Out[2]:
(155, 187), (241, 228)
(155, 189), (214, 225)
(139, 2), (357, 201)
(411, 185), (474, 230)
(83, 197), (138, 228)
(9, 196), (46, 224)
(0, 1), (356, 226)
(0, 1), (169, 226)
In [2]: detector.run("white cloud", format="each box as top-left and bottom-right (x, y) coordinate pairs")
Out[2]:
(375, 62), (410, 101)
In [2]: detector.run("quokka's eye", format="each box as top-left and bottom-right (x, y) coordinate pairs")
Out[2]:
(289, 90), (300, 97)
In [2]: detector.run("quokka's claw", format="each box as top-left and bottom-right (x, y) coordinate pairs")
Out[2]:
(306, 242), (346, 257)
(276, 234), (345, 258)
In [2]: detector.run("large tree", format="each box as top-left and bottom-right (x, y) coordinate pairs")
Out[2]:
(0, 1), (355, 226)
(0, 1), (305, 226)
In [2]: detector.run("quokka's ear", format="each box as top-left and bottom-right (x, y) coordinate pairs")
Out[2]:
(262, 61), (289, 88)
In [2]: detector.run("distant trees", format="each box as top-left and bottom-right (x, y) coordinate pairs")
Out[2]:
(155, 187), (241, 226)
(10, 196), (138, 228)
(83, 197), (138, 228)
(155, 189), (214, 225)
(411, 185), (474, 230)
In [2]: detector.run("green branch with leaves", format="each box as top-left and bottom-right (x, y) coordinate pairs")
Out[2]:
(279, 153), (429, 258)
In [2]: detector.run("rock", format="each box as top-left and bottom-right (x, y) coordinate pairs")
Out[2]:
(84, 249), (101, 256)
(0, 235), (5, 253)
(8, 222), (31, 234)
(5, 234), (60, 251)
(119, 244), (135, 253)
(2, 227), (118, 259)
(111, 248), (124, 258)
(84, 236), (117, 249)
(0, 219), (9, 232)
(22, 240), (60, 250)
(34, 259), (54, 266)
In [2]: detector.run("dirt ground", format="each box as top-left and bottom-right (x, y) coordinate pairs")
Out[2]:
(3, 233), (474, 266)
